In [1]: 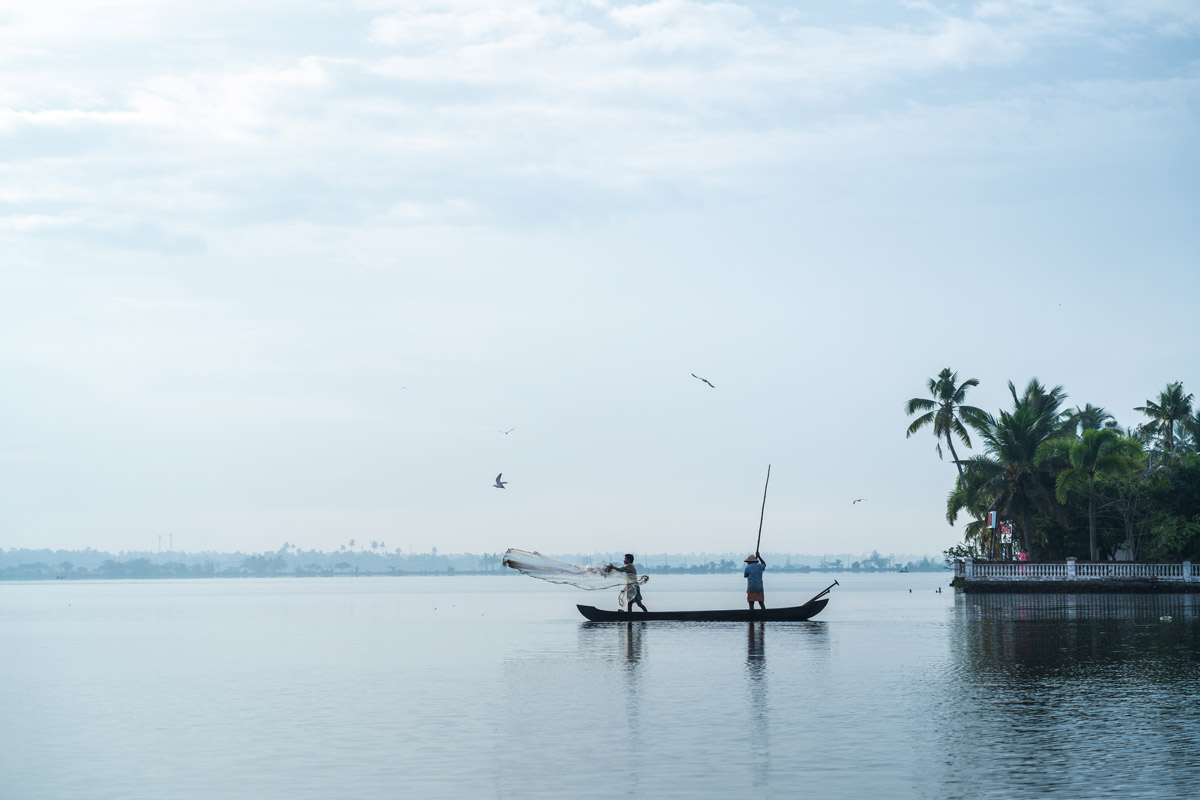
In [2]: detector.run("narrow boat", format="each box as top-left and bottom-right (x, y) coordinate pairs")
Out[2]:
(577, 596), (829, 622)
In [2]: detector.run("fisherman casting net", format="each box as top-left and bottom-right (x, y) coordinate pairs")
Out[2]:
(502, 549), (648, 608)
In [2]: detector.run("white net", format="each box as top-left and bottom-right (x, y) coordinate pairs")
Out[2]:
(616, 581), (645, 610)
(502, 549), (649, 595)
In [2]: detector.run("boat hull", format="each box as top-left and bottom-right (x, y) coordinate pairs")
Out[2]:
(576, 597), (828, 622)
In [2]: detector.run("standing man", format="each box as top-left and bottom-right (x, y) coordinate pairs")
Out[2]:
(744, 553), (766, 610)
(604, 553), (648, 612)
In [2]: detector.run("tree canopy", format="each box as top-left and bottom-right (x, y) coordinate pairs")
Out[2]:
(905, 368), (985, 477)
(913, 376), (1200, 562)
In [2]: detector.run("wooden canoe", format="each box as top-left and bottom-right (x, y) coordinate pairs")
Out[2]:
(576, 596), (828, 622)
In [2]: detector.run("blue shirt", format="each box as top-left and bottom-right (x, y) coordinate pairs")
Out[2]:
(744, 563), (765, 592)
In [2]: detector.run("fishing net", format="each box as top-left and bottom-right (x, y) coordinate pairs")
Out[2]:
(616, 581), (645, 610)
(502, 549), (649, 597)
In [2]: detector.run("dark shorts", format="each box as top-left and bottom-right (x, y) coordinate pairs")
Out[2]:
(747, 592), (765, 602)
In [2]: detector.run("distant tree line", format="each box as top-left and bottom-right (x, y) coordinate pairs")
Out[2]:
(0, 542), (488, 581)
(640, 552), (940, 573)
(0, 544), (942, 581)
(908, 371), (1200, 562)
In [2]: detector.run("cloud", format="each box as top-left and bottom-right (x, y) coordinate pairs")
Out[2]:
(1, 1), (1196, 553)
(0, 208), (205, 254)
(126, 58), (334, 143)
(2, 0), (1194, 236)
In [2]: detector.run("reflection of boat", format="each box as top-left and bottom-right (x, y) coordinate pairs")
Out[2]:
(577, 596), (829, 622)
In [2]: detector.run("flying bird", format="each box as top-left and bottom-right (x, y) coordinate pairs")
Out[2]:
(853, 498), (867, 504)
(498, 428), (515, 434)
(494, 473), (507, 489)
(691, 373), (715, 388)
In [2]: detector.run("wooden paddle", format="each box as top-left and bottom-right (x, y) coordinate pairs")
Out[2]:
(805, 580), (840, 605)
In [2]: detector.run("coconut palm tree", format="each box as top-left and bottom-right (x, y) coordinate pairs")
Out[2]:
(905, 368), (985, 476)
(1036, 428), (1142, 561)
(1182, 409), (1200, 454)
(950, 410), (1054, 556)
(1008, 377), (1069, 423)
(948, 378), (1070, 556)
(1136, 382), (1194, 455)
(945, 475), (997, 554)
(1061, 404), (1116, 437)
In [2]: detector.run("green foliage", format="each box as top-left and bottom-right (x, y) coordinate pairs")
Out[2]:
(948, 378), (1070, 557)
(1141, 515), (1200, 562)
(1035, 429), (1143, 560)
(1183, 409), (1200, 453)
(905, 368), (985, 475)
(1136, 382), (1194, 455)
(1061, 404), (1117, 436)
(942, 542), (981, 567)
(936, 377), (1199, 563)
(1141, 453), (1200, 559)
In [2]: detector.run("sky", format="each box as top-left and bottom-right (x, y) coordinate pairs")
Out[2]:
(1, 0), (1197, 558)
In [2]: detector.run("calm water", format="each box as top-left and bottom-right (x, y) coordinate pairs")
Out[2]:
(3, 573), (1200, 799)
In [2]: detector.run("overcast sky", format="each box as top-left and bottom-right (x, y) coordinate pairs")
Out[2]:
(1, 0), (1197, 558)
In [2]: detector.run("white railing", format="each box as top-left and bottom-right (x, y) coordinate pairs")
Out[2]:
(956, 558), (1196, 582)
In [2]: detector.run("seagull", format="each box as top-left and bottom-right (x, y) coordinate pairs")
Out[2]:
(493, 473), (507, 489)
(853, 498), (867, 504)
(498, 428), (515, 434)
(691, 373), (715, 388)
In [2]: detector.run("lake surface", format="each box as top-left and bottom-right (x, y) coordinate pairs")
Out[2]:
(3, 573), (1200, 799)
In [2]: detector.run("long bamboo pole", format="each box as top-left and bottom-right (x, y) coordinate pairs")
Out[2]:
(754, 464), (771, 556)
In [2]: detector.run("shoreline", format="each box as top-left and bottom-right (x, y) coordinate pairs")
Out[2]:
(953, 576), (1200, 594)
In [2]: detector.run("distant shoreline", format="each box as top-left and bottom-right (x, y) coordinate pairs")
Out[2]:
(1, 548), (944, 582)
(3, 564), (946, 582)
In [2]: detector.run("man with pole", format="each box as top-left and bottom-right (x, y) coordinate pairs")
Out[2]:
(742, 464), (835, 613)
(744, 464), (771, 611)
(744, 552), (767, 610)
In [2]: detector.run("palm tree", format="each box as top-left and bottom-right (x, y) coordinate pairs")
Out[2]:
(905, 368), (985, 476)
(1009, 377), (1069, 423)
(1136, 382), (1194, 455)
(1182, 409), (1200, 454)
(945, 476), (997, 555)
(950, 409), (1055, 556)
(1036, 429), (1142, 561)
(1061, 404), (1116, 437)
(948, 378), (1070, 556)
